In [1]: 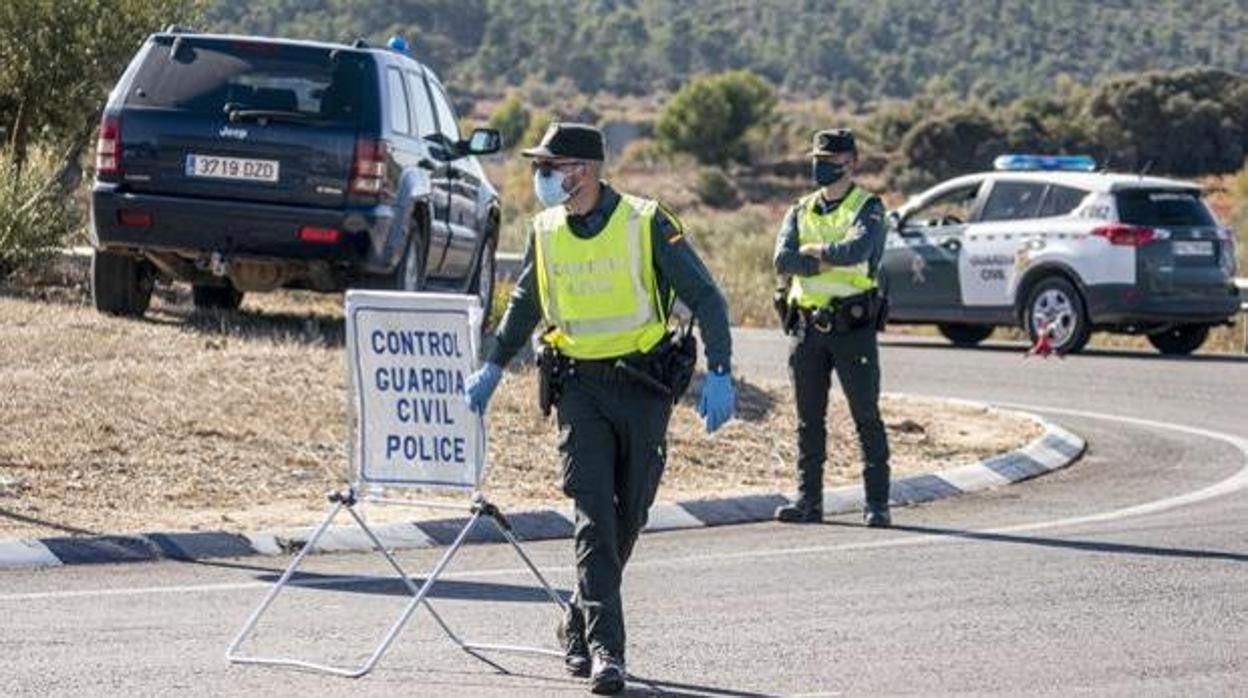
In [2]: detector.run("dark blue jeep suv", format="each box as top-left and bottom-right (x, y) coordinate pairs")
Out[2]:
(90, 30), (502, 317)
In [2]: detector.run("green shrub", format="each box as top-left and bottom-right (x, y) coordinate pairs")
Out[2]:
(0, 147), (78, 279)
(693, 167), (740, 209)
(657, 70), (776, 165)
(487, 92), (529, 150)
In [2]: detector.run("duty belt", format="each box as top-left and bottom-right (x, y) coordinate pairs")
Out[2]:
(797, 289), (880, 334)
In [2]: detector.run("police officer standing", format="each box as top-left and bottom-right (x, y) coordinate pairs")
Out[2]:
(464, 123), (735, 694)
(773, 129), (892, 527)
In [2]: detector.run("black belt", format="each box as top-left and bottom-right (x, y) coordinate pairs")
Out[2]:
(797, 290), (880, 334)
(560, 353), (672, 396)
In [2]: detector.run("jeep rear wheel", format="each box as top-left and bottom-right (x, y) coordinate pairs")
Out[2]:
(92, 250), (153, 317)
(937, 323), (994, 347)
(1021, 276), (1090, 354)
(389, 225), (428, 292)
(1147, 324), (1209, 355)
(192, 284), (244, 310)
(469, 235), (497, 327)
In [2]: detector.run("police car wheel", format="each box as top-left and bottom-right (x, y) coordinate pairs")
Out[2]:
(1146, 324), (1209, 356)
(937, 323), (994, 347)
(1022, 277), (1090, 354)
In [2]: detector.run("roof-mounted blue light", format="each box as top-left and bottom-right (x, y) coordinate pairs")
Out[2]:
(387, 35), (410, 56)
(993, 154), (1096, 172)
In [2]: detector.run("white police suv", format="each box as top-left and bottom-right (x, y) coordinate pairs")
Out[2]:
(881, 155), (1241, 355)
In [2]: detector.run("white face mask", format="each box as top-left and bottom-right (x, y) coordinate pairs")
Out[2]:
(533, 169), (571, 207)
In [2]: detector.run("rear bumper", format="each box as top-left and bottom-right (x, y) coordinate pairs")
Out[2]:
(1086, 283), (1241, 326)
(90, 184), (398, 273)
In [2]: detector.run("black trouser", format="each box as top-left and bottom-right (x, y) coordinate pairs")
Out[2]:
(556, 365), (672, 659)
(789, 323), (891, 509)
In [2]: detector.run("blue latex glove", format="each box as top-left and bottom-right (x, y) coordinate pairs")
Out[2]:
(697, 371), (735, 433)
(465, 362), (503, 414)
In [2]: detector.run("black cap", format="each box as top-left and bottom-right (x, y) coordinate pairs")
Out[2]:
(809, 128), (856, 156)
(521, 122), (605, 161)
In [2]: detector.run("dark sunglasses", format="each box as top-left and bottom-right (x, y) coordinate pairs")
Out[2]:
(530, 160), (583, 175)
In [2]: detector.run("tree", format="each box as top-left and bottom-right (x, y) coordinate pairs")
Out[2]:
(487, 92), (529, 150)
(656, 70), (776, 165)
(0, 0), (203, 176)
(893, 110), (1006, 191)
(1086, 68), (1247, 175)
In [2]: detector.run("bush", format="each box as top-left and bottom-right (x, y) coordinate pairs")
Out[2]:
(891, 109), (1006, 192)
(0, 147), (79, 279)
(615, 138), (667, 170)
(693, 167), (740, 209)
(487, 92), (529, 150)
(1086, 68), (1248, 176)
(656, 70), (776, 165)
(519, 109), (553, 151)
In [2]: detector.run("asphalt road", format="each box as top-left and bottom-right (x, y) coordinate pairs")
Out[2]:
(2, 332), (1246, 697)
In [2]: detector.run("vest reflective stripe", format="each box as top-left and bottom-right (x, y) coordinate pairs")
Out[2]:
(533, 194), (667, 359)
(789, 186), (876, 308)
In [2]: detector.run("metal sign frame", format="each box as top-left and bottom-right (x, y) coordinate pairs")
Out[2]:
(226, 292), (569, 679)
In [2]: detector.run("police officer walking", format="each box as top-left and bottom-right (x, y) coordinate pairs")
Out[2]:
(773, 129), (892, 527)
(465, 123), (735, 694)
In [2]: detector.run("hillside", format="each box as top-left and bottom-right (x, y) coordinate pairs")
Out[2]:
(204, 0), (1247, 102)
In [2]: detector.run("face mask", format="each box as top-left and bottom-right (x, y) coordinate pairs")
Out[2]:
(813, 160), (847, 187)
(533, 168), (571, 207)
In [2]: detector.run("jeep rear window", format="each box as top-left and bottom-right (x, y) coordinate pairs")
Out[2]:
(124, 37), (368, 125)
(1116, 189), (1215, 227)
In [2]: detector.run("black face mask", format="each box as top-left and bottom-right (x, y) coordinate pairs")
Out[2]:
(813, 159), (847, 186)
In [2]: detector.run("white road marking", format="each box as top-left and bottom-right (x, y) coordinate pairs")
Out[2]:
(0, 402), (1243, 604)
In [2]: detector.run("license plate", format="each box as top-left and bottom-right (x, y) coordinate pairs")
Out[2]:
(185, 154), (279, 183)
(1172, 240), (1213, 256)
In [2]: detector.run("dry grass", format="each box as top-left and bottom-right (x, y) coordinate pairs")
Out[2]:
(0, 286), (1038, 539)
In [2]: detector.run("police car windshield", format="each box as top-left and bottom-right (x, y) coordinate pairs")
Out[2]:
(126, 37), (366, 126)
(1116, 189), (1215, 227)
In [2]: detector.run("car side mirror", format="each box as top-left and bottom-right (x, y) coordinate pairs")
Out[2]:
(461, 128), (502, 156)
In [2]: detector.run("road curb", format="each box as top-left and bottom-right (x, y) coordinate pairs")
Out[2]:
(0, 405), (1084, 570)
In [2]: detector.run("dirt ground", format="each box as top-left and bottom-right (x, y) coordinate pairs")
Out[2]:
(0, 285), (1040, 539)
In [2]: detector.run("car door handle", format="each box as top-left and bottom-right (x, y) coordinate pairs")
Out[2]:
(939, 237), (961, 252)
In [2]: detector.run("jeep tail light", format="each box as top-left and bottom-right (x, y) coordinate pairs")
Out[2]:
(298, 226), (341, 243)
(117, 209), (151, 228)
(1092, 223), (1155, 246)
(96, 115), (121, 175)
(349, 138), (388, 196)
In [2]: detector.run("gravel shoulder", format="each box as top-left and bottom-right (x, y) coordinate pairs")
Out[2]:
(0, 287), (1040, 539)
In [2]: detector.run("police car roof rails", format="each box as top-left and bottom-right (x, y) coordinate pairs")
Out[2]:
(993, 154), (1096, 172)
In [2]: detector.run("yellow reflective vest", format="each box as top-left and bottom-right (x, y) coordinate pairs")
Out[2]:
(533, 193), (669, 359)
(788, 185), (877, 309)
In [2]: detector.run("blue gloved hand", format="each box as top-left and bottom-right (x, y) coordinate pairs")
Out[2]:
(697, 371), (735, 434)
(465, 362), (503, 414)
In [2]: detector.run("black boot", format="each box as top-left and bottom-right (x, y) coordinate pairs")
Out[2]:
(589, 650), (627, 695)
(774, 498), (823, 523)
(863, 463), (891, 527)
(863, 504), (891, 528)
(556, 605), (590, 677)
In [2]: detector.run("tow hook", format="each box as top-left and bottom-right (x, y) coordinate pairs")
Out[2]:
(210, 252), (230, 278)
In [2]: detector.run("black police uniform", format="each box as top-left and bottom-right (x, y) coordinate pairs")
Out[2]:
(488, 125), (732, 690)
(773, 130), (892, 526)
